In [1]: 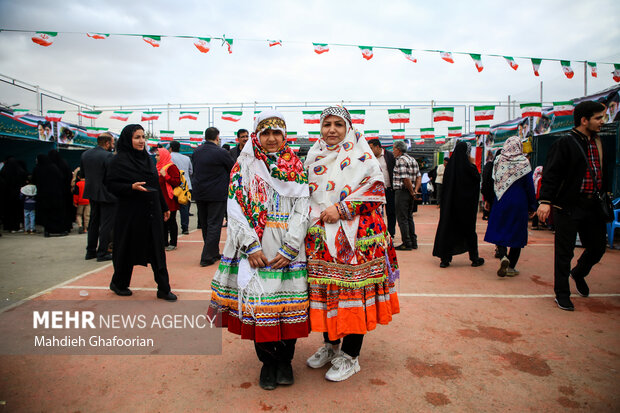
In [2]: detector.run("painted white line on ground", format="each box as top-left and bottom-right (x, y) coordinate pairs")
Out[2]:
(410, 243), (554, 247)
(59, 286), (212, 293)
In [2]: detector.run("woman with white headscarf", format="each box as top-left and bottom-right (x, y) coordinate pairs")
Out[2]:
(484, 136), (537, 277)
(304, 106), (400, 382)
(209, 110), (310, 391)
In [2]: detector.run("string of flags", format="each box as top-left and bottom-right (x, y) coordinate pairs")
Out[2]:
(4, 30), (615, 82)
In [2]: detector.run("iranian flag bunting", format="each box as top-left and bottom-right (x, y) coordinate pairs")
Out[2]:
(474, 105), (495, 121)
(221, 111), (242, 122)
(45, 110), (65, 122)
(308, 131), (321, 141)
(224, 38), (233, 54)
(302, 110), (322, 124)
(143, 35), (161, 48)
(432, 107), (454, 122)
(413, 138), (424, 145)
(268, 40), (282, 47)
(313, 43), (329, 54)
(287, 132), (297, 142)
(78, 110), (102, 120)
(440, 51), (454, 63)
(520, 103), (542, 117)
(614, 64), (620, 83)
(193, 37), (211, 53)
(364, 130), (379, 139)
(253, 110), (261, 121)
(289, 144), (300, 152)
(587, 62), (597, 78)
(359, 46), (374, 60)
(111, 111), (132, 121)
(504, 56), (519, 70)
(141, 111), (161, 121)
(349, 110), (366, 124)
(553, 101), (574, 117)
(85, 127), (108, 138)
(475, 124), (490, 135)
(448, 126), (462, 137)
(391, 129), (405, 139)
(31, 32), (57, 47)
(13, 109), (29, 117)
(189, 131), (204, 142)
(147, 138), (159, 147)
(561, 60), (574, 79)
(87, 33), (109, 40)
(159, 130), (174, 141)
(470, 54), (484, 72)
(531, 58), (542, 76)
(400, 48), (417, 63)
(388, 108), (410, 124)
(179, 111), (199, 120)
(420, 127), (434, 139)
(434, 136), (446, 144)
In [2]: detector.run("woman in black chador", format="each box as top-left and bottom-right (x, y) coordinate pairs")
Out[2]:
(32, 154), (66, 236)
(105, 124), (177, 301)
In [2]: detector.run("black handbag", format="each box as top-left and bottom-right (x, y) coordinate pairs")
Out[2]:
(571, 135), (614, 222)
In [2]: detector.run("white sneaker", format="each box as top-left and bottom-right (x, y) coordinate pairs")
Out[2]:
(307, 344), (337, 369)
(506, 268), (520, 277)
(497, 256), (509, 277)
(325, 352), (361, 382)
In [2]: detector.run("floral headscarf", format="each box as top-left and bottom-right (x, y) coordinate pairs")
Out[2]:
(493, 136), (532, 200)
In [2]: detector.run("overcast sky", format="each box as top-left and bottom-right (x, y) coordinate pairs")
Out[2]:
(0, 0), (619, 137)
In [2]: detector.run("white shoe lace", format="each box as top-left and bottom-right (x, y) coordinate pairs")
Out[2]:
(330, 355), (350, 373)
(314, 346), (332, 360)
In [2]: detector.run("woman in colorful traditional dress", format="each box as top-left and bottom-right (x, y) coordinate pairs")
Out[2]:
(304, 106), (400, 382)
(209, 111), (310, 391)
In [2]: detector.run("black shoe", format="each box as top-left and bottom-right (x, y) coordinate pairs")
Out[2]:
(97, 253), (113, 262)
(471, 258), (485, 267)
(182, 230), (189, 235)
(555, 296), (575, 311)
(395, 244), (413, 251)
(439, 261), (450, 268)
(110, 282), (132, 296)
(571, 273), (589, 297)
(259, 363), (277, 390)
(494, 249), (503, 259)
(411, 243), (418, 249)
(157, 291), (178, 301)
(276, 362), (294, 385)
(200, 259), (216, 267)
(85, 252), (97, 260)
(44, 231), (50, 238)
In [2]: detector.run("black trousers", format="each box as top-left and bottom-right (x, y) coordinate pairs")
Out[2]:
(323, 332), (364, 358)
(395, 189), (417, 247)
(553, 197), (606, 299)
(87, 201), (116, 258)
(179, 202), (190, 232)
(165, 210), (178, 247)
(254, 339), (296, 365)
(496, 246), (522, 268)
(111, 241), (171, 294)
(196, 200), (226, 262)
(385, 187), (396, 238)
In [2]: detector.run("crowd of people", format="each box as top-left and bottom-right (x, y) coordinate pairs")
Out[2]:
(0, 101), (613, 387)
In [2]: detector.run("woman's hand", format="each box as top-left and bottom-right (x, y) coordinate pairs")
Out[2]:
(484, 201), (491, 211)
(248, 251), (268, 268)
(131, 181), (148, 191)
(320, 204), (340, 224)
(163, 211), (170, 222)
(269, 253), (291, 269)
(159, 168), (166, 177)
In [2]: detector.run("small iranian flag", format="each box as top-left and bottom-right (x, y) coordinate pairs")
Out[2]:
(224, 38), (233, 54)
(141, 111), (161, 121)
(253, 110), (261, 121)
(391, 129), (405, 139)
(553, 101), (574, 117)
(303, 110), (322, 124)
(87, 33), (109, 40)
(614, 64), (620, 83)
(179, 111), (199, 121)
(400, 48), (417, 63)
(504, 56), (519, 70)
(364, 130), (379, 139)
(13, 109), (29, 117)
(432, 107), (454, 122)
(350, 110), (365, 124)
(313, 43), (329, 54)
(440, 51), (454, 64)
(448, 126), (462, 137)
(31, 32), (57, 47)
(587, 62), (597, 78)
(111, 111), (132, 121)
(470, 54), (484, 72)
(474, 105), (495, 121)
(289, 144), (300, 152)
(520, 103), (542, 117)
(475, 124), (490, 135)
(147, 138), (159, 147)
(420, 128), (434, 139)
(85, 127), (108, 138)
(143, 35), (161, 48)
(222, 111), (242, 122)
(194, 37), (211, 53)
(160, 130), (174, 141)
(78, 110), (102, 120)
(561, 60), (574, 79)
(434, 136), (446, 144)
(287, 132), (297, 142)
(531, 58), (542, 76)
(268, 40), (282, 47)
(359, 46), (374, 60)
(413, 138), (424, 145)
(388, 108), (410, 124)
(308, 131), (321, 141)
(189, 131), (204, 142)
(45, 110), (65, 122)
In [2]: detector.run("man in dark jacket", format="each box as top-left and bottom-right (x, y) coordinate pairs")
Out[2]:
(229, 128), (249, 161)
(80, 133), (117, 261)
(192, 127), (234, 266)
(537, 101), (608, 311)
(368, 139), (397, 238)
